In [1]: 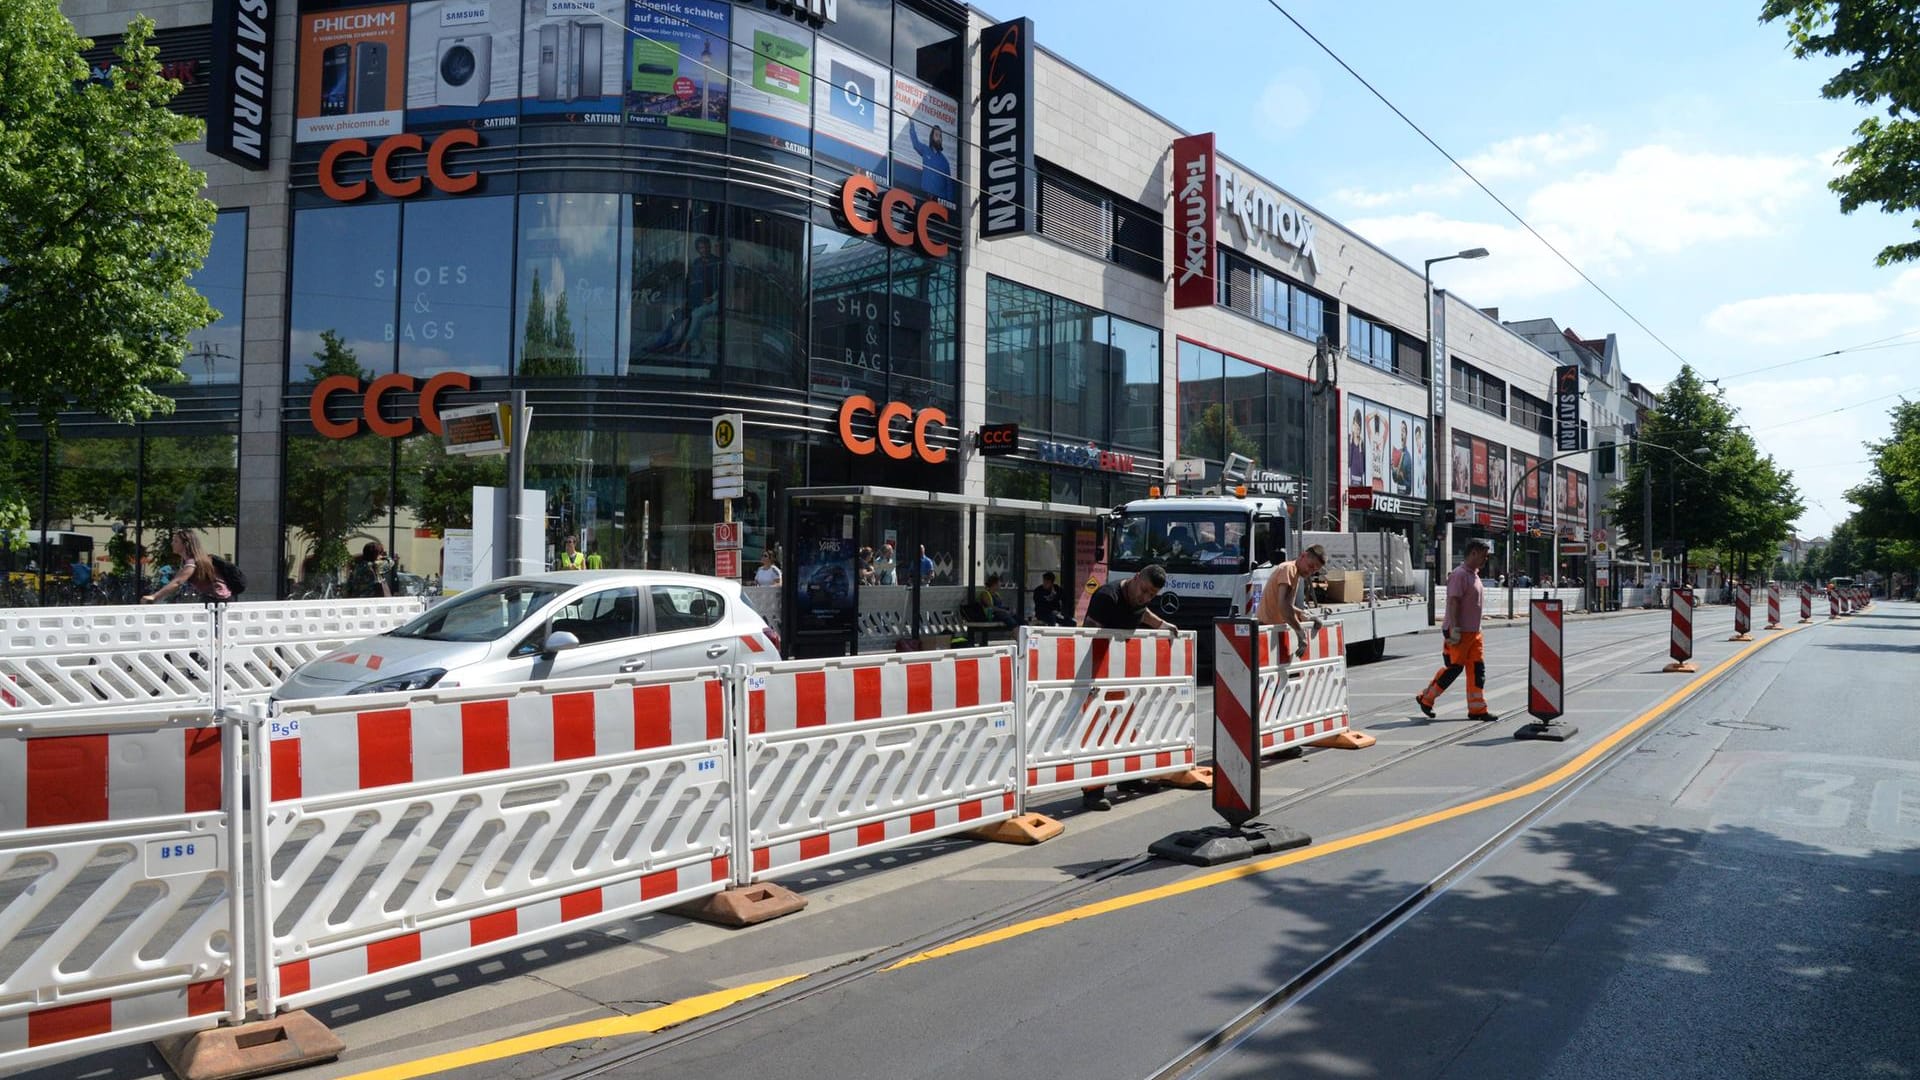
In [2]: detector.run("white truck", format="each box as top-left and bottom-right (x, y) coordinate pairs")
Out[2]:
(1104, 492), (1429, 669)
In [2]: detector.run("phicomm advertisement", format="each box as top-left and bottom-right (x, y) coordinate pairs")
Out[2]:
(891, 75), (957, 205)
(296, 4), (408, 142)
(626, 0), (728, 134)
(520, 0), (624, 122)
(404, 0), (519, 127)
(729, 5), (812, 154)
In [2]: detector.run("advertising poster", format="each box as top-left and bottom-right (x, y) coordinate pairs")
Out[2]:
(296, 4), (408, 142)
(1518, 452), (1541, 513)
(626, 0), (728, 134)
(797, 535), (858, 628)
(1488, 442), (1508, 508)
(729, 6), (811, 154)
(1559, 467), (1588, 524)
(1072, 527), (1107, 625)
(1386, 408), (1416, 497)
(812, 39), (888, 178)
(891, 74), (957, 206)
(1346, 400), (1367, 488)
(520, 0), (624, 122)
(1410, 416), (1428, 501)
(1364, 403), (1388, 492)
(1471, 436), (1489, 497)
(1451, 429), (1471, 499)
(404, 0), (518, 128)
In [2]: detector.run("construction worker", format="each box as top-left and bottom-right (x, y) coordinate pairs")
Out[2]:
(1417, 538), (1498, 721)
(1256, 543), (1327, 659)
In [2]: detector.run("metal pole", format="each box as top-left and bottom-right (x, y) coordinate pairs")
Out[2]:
(1642, 447), (1654, 606)
(1424, 265), (1438, 627)
(506, 390), (532, 576)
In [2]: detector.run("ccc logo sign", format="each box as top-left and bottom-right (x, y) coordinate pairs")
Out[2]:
(310, 371), (473, 439)
(837, 395), (949, 465)
(837, 175), (952, 259)
(320, 129), (481, 202)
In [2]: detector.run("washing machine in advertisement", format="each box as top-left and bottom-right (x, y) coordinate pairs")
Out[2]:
(436, 34), (490, 105)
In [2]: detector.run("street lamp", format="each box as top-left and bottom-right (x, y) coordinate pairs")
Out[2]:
(1424, 247), (1489, 625)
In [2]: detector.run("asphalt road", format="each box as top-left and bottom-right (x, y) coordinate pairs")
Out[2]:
(32, 603), (1907, 1080)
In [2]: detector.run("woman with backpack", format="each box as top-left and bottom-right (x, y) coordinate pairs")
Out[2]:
(143, 530), (233, 604)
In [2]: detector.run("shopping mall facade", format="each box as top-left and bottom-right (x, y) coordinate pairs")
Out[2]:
(37, 0), (1594, 636)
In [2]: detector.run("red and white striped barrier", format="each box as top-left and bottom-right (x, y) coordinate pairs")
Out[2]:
(1020, 628), (1198, 800)
(253, 668), (734, 1015)
(1730, 583), (1753, 640)
(1527, 600), (1563, 720)
(1249, 623), (1350, 753)
(0, 707), (240, 1074)
(1765, 582), (1781, 629)
(738, 648), (1018, 882)
(1210, 620), (1262, 827)
(1665, 588), (1696, 672)
(1799, 584), (1813, 623)
(1829, 589), (1841, 620)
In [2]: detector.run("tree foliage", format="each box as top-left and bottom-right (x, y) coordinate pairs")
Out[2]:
(1608, 364), (1803, 574)
(1763, 0), (1920, 264)
(0, 8), (217, 425)
(283, 332), (388, 583)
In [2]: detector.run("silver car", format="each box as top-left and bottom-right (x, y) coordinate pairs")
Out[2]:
(273, 571), (779, 700)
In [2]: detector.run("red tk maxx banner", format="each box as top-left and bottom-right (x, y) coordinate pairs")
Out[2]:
(1171, 133), (1217, 309)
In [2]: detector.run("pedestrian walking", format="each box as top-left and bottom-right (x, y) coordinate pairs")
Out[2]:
(1416, 538), (1498, 721)
(1078, 564), (1171, 811)
(755, 549), (782, 587)
(1256, 544), (1326, 658)
(142, 530), (232, 604)
(916, 544), (935, 583)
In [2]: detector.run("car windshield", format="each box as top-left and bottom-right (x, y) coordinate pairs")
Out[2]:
(1111, 511), (1250, 573)
(388, 582), (570, 642)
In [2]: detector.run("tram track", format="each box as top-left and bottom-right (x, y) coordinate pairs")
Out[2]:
(547, 610), (1717, 1079)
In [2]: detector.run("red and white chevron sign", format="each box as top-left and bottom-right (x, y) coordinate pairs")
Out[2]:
(1528, 598), (1564, 722)
(1799, 584), (1813, 623)
(1670, 588), (1694, 662)
(1765, 582), (1781, 629)
(1732, 583), (1751, 636)
(1211, 618), (1261, 829)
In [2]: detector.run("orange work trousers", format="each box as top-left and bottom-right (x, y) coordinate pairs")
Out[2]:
(1418, 631), (1489, 716)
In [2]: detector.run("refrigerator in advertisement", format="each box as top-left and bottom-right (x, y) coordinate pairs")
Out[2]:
(520, 0), (623, 122)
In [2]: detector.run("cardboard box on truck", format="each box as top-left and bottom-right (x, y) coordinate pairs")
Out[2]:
(1322, 570), (1365, 603)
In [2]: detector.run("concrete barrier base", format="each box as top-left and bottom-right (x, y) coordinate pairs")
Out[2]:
(1663, 660), (1698, 673)
(1150, 822), (1310, 867)
(1158, 766), (1214, 789)
(968, 813), (1063, 845)
(153, 1010), (343, 1080)
(671, 883), (806, 927)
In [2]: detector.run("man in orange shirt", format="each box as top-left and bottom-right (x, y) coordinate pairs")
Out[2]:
(1257, 544), (1326, 659)
(1417, 538), (1497, 720)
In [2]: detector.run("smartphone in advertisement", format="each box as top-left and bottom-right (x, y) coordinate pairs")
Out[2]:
(355, 42), (388, 113)
(321, 44), (350, 115)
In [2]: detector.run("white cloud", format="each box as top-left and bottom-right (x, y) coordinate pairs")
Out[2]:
(1256, 71), (1320, 136)
(1724, 373), (1908, 533)
(1461, 125), (1605, 181)
(1702, 292), (1889, 345)
(1345, 211), (1584, 302)
(1703, 266), (1920, 345)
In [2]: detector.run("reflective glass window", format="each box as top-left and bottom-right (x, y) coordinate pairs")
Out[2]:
(893, 6), (960, 97)
(396, 197), (513, 378)
(630, 194), (723, 380)
(289, 204), (398, 380)
(889, 246), (956, 408)
(810, 227), (890, 400)
(986, 277), (1046, 430)
(822, 0), (890, 62)
(1223, 357), (1265, 462)
(186, 210), (246, 385)
(1048, 296), (1103, 444)
(1176, 340), (1224, 462)
(1107, 316), (1160, 452)
(515, 194), (626, 377)
(724, 206), (806, 389)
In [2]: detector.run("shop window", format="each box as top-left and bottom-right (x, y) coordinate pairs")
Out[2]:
(986, 277), (1047, 431)
(516, 194), (626, 377)
(630, 194), (723, 380)
(888, 246), (956, 409)
(398, 197), (513, 378)
(185, 210), (246, 385)
(1223, 358), (1265, 462)
(282, 432), (395, 597)
(1266, 374), (1308, 477)
(811, 227), (891, 400)
(289, 204), (398, 380)
(1176, 340), (1225, 463)
(1048, 297), (1105, 447)
(987, 277), (1160, 452)
(724, 205), (806, 389)
(1107, 316), (1161, 453)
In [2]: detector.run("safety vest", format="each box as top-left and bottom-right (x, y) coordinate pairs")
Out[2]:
(559, 550), (586, 571)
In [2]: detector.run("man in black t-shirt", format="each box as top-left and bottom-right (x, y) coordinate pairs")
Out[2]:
(1032, 571), (1070, 626)
(1078, 564), (1171, 811)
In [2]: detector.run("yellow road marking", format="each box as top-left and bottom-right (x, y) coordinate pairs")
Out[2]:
(887, 623), (1807, 969)
(345, 622), (1809, 1078)
(333, 976), (804, 1080)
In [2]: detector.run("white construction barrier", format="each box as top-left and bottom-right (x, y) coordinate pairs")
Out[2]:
(1251, 624), (1351, 753)
(0, 599), (426, 718)
(737, 648), (1018, 881)
(249, 668), (733, 1015)
(1019, 627), (1198, 800)
(0, 706), (242, 1073)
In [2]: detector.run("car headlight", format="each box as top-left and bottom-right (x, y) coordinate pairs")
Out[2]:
(349, 668), (446, 695)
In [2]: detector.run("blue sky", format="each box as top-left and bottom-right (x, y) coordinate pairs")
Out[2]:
(1035, 0), (1916, 536)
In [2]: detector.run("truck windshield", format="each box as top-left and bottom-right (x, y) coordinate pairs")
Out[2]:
(1111, 512), (1250, 574)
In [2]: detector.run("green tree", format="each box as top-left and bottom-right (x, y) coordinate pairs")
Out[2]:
(1180, 403), (1259, 464)
(518, 271), (583, 376)
(399, 435), (505, 532)
(0, 9), (217, 424)
(1763, 0), (1920, 265)
(283, 332), (389, 586)
(1845, 399), (1920, 541)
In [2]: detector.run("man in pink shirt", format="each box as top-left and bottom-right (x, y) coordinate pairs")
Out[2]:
(1417, 538), (1497, 720)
